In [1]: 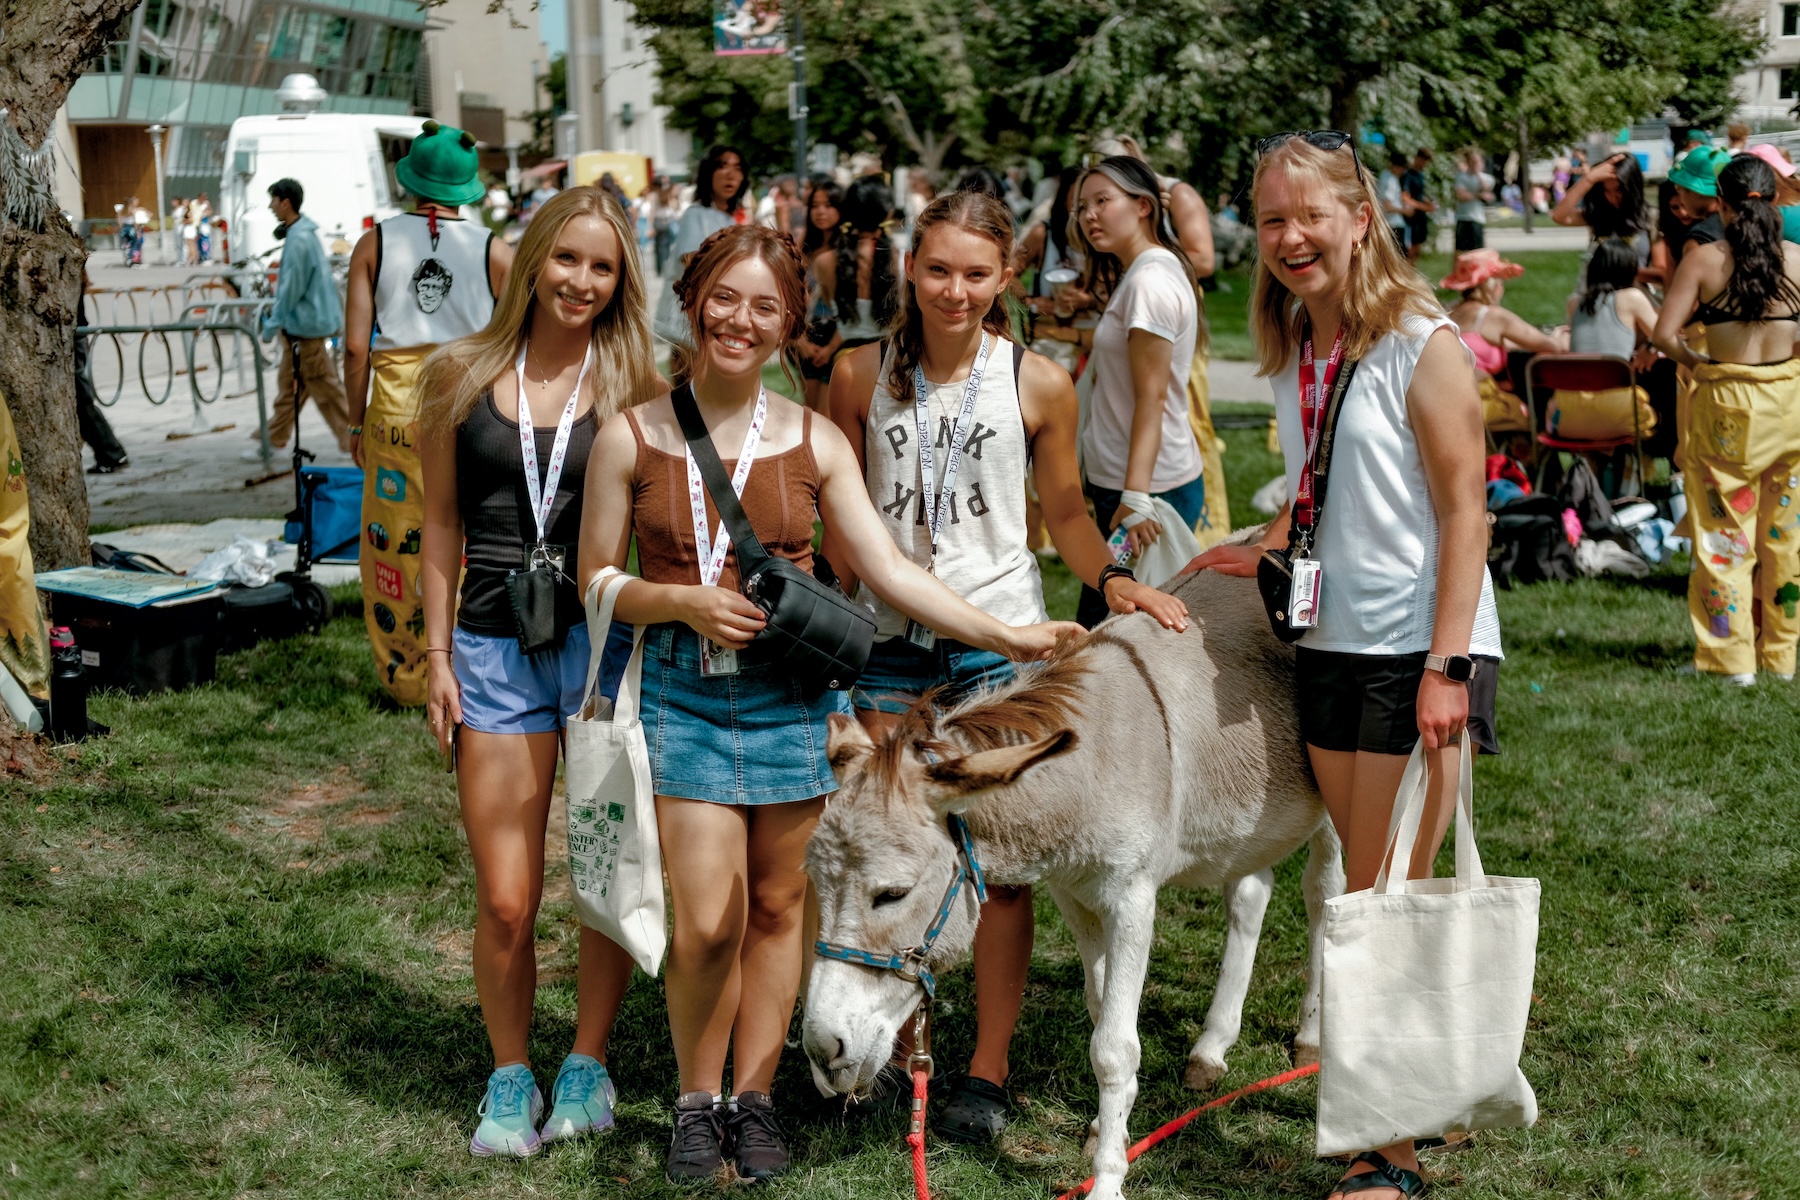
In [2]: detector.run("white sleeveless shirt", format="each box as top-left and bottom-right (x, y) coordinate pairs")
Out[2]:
(857, 338), (1047, 638)
(1272, 313), (1503, 658)
(371, 212), (496, 351)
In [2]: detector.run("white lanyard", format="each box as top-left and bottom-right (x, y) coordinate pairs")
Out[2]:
(685, 387), (767, 587)
(912, 332), (992, 565)
(514, 341), (593, 547)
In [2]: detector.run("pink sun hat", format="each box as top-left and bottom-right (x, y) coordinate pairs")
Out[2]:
(1745, 143), (1796, 179)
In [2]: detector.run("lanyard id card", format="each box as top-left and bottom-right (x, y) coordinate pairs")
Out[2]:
(1289, 325), (1346, 625)
(686, 388), (768, 676)
(903, 332), (993, 653)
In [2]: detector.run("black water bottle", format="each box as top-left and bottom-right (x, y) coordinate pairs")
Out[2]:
(48, 626), (88, 743)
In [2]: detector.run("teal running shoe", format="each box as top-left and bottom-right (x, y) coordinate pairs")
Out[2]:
(540, 1053), (616, 1143)
(470, 1063), (544, 1157)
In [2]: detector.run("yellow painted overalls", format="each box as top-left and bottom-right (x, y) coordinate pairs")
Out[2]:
(0, 388), (47, 696)
(1184, 344), (1232, 549)
(1683, 359), (1800, 675)
(361, 212), (496, 705)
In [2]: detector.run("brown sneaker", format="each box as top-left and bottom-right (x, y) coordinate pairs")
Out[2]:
(727, 1091), (790, 1183)
(666, 1090), (726, 1183)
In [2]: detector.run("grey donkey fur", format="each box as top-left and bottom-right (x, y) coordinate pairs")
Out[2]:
(802, 563), (1345, 1200)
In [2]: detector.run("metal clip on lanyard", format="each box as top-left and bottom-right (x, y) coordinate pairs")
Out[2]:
(912, 332), (992, 570)
(514, 340), (594, 565)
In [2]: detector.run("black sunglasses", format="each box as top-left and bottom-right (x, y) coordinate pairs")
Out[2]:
(1256, 130), (1356, 156)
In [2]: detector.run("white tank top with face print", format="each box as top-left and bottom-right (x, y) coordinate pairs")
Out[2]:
(371, 212), (497, 351)
(857, 337), (1047, 639)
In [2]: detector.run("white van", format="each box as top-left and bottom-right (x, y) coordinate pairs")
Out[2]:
(218, 112), (428, 265)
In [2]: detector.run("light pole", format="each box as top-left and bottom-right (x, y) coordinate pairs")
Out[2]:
(147, 124), (170, 265)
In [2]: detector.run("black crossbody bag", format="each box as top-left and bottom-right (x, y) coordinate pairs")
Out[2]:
(1257, 355), (1359, 643)
(672, 386), (875, 693)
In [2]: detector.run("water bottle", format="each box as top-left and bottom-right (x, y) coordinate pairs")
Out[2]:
(48, 626), (88, 743)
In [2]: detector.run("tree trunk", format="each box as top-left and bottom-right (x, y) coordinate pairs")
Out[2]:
(1328, 78), (1362, 139)
(1518, 116), (1533, 235)
(0, 0), (140, 571)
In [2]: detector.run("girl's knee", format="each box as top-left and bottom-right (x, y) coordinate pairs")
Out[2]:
(477, 892), (539, 945)
(746, 879), (807, 935)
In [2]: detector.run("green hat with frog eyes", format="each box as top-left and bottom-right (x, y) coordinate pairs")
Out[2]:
(395, 121), (486, 207)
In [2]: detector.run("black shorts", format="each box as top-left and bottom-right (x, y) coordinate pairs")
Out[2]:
(1295, 648), (1501, 756)
(1407, 214), (1431, 249)
(1454, 220), (1486, 252)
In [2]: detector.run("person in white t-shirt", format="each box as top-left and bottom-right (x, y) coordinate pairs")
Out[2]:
(1068, 154), (1203, 627)
(1188, 131), (1501, 1200)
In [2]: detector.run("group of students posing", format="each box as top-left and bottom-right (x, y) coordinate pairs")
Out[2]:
(412, 125), (1507, 1199)
(414, 158), (1216, 1183)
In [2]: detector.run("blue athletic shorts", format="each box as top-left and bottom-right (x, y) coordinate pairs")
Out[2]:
(851, 634), (1017, 715)
(452, 623), (596, 735)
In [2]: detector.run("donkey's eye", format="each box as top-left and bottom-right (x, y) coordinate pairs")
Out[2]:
(872, 888), (911, 908)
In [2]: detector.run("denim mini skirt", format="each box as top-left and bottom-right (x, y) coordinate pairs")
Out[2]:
(639, 622), (851, 805)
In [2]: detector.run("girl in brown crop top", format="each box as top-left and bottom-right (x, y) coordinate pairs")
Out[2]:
(576, 225), (1081, 1176)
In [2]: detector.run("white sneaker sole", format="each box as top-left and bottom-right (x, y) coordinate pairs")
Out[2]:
(539, 1111), (615, 1143)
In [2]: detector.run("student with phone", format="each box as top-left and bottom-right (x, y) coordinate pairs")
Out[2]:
(417, 187), (664, 1158)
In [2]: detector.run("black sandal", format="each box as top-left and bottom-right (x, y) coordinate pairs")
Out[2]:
(1330, 1150), (1427, 1198)
(931, 1074), (1009, 1144)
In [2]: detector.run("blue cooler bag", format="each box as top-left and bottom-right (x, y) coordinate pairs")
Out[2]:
(284, 465), (363, 564)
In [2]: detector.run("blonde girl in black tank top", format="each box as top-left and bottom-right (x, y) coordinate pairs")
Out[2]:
(416, 188), (663, 1158)
(577, 225), (1081, 1183)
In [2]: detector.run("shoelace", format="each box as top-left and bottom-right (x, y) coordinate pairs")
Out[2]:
(672, 1103), (723, 1160)
(556, 1060), (598, 1104)
(730, 1102), (785, 1155)
(480, 1072), (530, 1120)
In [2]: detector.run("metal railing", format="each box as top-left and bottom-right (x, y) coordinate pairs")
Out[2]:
(76, 319), (276, 468)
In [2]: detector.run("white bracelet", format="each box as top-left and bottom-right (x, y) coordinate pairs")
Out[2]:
(1118, 489), (1156, 529)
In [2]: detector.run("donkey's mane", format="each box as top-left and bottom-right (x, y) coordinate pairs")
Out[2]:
(866, 636), (1096, 793)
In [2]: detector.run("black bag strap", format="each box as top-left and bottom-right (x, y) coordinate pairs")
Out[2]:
(1290, 354), (1361, 553)
(1011, 338), (1025, 402)
(670, 384), (773, 577)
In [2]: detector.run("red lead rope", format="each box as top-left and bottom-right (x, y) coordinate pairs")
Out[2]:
(1052, 1062), (1320, 1200)
(908, 1064), (931, 1200)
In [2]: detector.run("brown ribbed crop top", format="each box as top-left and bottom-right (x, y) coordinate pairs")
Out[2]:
(628, 405), (820, 592)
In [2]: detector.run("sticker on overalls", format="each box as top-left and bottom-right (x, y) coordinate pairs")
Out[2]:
(1778, 582), (1800, 619)
(1729, 486), (1756, 514)
(1701, 529), (1750, 570)
(1703, 588), (1736, 638)
(1712, 414), (1746, 458)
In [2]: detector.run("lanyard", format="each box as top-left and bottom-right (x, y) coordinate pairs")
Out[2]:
(1293, 325), (1346, 533)
(513, 341), (593, 548)
(685, 387), (767, 587)
(912, 332), (992, 566)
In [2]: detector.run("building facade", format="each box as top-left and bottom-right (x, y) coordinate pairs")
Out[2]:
(58, 0), (546, 224)
(566, 0), (690, 178)
(1736, 1), (1800, 122)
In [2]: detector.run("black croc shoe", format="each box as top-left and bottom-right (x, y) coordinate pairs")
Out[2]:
(932, 1074), (1010, 1145)
(666, 1090), (726, 1183)
(727, 1091), (790, 1183)
(1331, 1150), (1427, 1197)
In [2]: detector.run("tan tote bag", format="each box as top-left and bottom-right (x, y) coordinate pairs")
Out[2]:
(1316, 741), (1540, 1157)
(564, 567), (664, 976)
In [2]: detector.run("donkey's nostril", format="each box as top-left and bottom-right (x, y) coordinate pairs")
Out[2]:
(829, 1036), (844, 1062)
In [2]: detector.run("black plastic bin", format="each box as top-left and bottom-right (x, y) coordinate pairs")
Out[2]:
(50, 591), (224, 694)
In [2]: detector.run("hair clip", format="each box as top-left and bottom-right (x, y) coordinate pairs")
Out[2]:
(1746, 190), (1765, 199)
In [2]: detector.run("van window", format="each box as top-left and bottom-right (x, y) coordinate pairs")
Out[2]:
(379, 133), (412, 206)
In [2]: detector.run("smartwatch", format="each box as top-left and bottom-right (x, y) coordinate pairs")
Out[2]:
(1424, 653), (1476, 683)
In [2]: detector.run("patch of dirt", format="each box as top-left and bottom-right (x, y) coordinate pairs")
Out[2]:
(1, 723), (62, 782)
(250, 766), (377, 842)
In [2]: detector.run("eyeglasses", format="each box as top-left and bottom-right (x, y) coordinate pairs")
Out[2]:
(1073, 191), (1125, 220)
(704, 291), (784, 328)
(1256, 130), (1356, 157)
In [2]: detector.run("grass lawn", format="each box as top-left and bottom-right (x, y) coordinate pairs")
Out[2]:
(7, 427), (1799, 1199)
(1205, 250), (1586, 362)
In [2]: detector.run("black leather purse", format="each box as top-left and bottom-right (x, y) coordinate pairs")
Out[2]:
(672, 386), (875, 693)
(1257, 355), (1359, 643)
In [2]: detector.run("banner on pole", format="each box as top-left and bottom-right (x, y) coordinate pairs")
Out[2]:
(713, 0), (786, 55)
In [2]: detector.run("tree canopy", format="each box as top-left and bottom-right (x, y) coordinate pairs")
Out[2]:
(629, 0), (1764, 194)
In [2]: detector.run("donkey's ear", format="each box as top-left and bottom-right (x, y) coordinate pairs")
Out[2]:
(922, 730), (1078, 816)
(826, 712), (875, 773)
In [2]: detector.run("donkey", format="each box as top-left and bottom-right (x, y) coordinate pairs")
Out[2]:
(802, 566), (1345, 1200)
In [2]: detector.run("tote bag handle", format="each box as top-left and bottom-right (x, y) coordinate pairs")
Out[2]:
(1371, 739), (1483, 895)
(580, 566), (645, 726)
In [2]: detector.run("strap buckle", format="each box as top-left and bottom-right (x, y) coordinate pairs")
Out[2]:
(894, 946), (930, 984)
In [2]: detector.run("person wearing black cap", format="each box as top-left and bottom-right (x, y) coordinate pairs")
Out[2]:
(342, 121), (514, 706)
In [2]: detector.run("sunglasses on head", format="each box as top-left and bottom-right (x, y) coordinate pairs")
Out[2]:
(1256, 130), (1356, 156)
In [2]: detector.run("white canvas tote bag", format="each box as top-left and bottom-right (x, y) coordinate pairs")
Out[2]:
(1316, 741), (1539, 1157)
(564, 567), (665, 976)
(1130, 497), (1204, 589)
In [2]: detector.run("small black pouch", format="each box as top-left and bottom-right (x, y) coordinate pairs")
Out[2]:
(506, 555), (565, 656)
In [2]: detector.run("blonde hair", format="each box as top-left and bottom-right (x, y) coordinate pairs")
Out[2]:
(420, 187), (658, 435)
(1248, 139), (1440, 377)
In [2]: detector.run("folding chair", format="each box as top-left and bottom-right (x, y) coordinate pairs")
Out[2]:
(1523, 353), (1642, 497)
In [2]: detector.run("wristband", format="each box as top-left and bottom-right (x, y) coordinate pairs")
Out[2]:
(1097, 563), (1136, 592)
(1118, 489), (1156, 530)
(426, 647), (452, 655)
(346, 424), (363, 435)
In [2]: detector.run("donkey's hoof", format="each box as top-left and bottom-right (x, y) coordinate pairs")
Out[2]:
(1294, 1043), (1321, 1070)
(1182, 1055), (1227, 1091)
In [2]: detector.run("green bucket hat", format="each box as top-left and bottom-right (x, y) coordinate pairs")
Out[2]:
(1669, 145), (1727, 197)
(395, 121), (486, 207)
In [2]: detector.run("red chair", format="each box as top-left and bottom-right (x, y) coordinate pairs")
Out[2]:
(1523, 353), (1642, 496)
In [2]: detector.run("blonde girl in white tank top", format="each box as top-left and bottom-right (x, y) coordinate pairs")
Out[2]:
(819, 190), (1189, 1144)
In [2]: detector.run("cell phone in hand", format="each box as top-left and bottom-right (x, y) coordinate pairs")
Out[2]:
(441, 720), (460, 773)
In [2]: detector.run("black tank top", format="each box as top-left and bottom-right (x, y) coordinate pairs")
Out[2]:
(456, 390), (597, 637)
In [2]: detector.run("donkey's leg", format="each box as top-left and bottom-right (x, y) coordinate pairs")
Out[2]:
(1047, 881), (1107, 1027)
(1295, 819), (1346, 1068)
(1183, 867), (1273, 1090)
(1086, 881), (1158, 1200)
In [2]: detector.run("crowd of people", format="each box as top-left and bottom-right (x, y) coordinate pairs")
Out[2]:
(224, 111), (1800, 1200)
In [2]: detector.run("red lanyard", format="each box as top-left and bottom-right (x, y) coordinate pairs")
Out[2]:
(1294, 325), (1346, 531)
